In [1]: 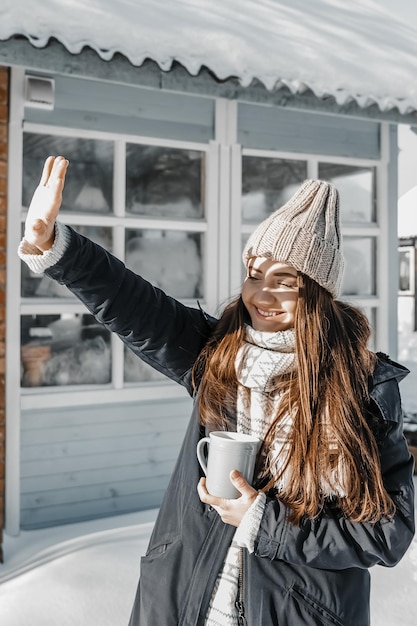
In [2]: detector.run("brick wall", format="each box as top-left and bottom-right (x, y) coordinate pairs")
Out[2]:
(0, 66), (8, 563)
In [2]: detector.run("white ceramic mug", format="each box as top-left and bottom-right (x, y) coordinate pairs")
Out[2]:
(196, 431), (261, 499)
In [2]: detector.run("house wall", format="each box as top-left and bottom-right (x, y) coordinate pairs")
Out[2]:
(0, 66), (8, 560)
(4, 67), (398, 533)
(11, 75), (213, 530)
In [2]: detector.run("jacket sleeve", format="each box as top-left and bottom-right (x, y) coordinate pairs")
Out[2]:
(254, 378), (415, 570)
(44, 226), (215, 391)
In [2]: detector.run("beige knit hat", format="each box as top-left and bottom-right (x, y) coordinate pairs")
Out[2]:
(242, 179), (344, 297)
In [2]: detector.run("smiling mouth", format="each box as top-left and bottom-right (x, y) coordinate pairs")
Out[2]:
(256, 307), (281, 318)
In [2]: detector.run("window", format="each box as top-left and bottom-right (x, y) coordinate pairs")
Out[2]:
(341, 237), (376, 296)
(241, 156), (307, 223)
(20, 130), (213, 389)
(318, 162), (378, 302)
(399, 246), (415, 295)
(318, 163), (376, 222)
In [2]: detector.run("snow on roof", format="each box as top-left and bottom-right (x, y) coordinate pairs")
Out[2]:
(1, 0), (417, 115)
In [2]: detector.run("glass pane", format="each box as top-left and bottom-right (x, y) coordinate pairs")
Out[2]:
(23, 133), (114, 213)
(399, 248), (414, 293)
(21, 225), (113, 298)
(318, 163), (375, 222)
(240, 233), (250, 282)
(341, 237), (375, 296)
(125, 229), (203, 299)
(124, 347), (165, 383)
(242, 157), (307, 222)
(126, 144), (204, 218)
(21, 313), (111, 387)
(361, 307), (376, 351)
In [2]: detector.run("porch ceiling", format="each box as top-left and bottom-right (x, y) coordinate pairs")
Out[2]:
(1, 0), (417, 116)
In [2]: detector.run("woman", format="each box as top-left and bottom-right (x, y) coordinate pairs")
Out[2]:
(19, 156), (415, 626)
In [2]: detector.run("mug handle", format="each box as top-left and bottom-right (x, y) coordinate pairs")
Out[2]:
(196, 437), (210, 474)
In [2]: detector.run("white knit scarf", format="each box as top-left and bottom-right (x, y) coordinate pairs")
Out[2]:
(235, 325), (296, 442)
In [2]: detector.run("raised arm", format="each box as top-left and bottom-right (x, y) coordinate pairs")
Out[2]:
(23, 155), (68, 252)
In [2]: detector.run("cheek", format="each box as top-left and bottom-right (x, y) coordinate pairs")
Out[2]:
(285, 296), (298, 319)
(241, 282), (251, 306)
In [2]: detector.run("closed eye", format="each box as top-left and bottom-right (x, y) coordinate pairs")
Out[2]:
(276, 280), (297, 289)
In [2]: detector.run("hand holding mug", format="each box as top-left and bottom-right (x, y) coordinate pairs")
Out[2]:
(196, 431), (261, 499)
(197, 469), (258, 527)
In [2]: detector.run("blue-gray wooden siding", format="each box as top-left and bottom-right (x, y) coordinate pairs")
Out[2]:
(20, 397), (192, 529)
(25, 73), (215, 143)
(238, 102), (380, 159)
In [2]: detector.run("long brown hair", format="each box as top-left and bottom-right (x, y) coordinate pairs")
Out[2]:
(192, 274), (395, 523)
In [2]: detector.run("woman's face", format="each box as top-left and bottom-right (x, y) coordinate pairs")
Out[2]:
(242, 257), (299, 332)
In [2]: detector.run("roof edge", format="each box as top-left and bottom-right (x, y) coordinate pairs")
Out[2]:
(1, 35), (417, 124)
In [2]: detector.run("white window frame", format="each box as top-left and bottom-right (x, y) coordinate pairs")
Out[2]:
(13, 122), (222, 406)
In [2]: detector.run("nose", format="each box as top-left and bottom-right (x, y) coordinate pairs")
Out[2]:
(256, 286), (278, 305)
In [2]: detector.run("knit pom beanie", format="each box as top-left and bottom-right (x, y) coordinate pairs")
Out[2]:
(242, 179), (344, 298)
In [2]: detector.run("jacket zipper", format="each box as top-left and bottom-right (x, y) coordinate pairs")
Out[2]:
(235, 547), (247, 625)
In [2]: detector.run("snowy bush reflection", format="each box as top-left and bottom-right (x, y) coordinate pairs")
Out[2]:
(22, 134), (113, 213)
(125, 229), (203, 299)
(126, 144), (204, 218)
(242, 156), (307, 222)
(20, 314), (111, 387)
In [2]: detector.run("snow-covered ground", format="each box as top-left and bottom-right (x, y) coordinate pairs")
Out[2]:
(0, 482), (416, 624)
(0, 509), (157, 626)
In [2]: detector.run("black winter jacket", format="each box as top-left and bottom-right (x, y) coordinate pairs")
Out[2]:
(46, 228), (415, 626)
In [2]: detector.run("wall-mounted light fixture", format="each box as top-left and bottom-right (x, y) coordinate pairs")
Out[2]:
(24, 75), (55, 110)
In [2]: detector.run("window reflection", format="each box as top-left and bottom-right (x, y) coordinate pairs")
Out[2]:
(125, 229), (203, 299)
(124, 347), (165, 383)
(21, 314), (111, 387)
(361, 307), (376, 350)
(23, 133), (114, 213)
(242, 157), (307, 222)
(399, 247), (415, 294)
(21, 226), (113, 298)
(318, 164), (375, 222)
(126, 144), (204, 218)
(341, 237), (375, 296)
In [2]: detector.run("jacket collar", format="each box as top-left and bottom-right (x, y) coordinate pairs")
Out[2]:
(372, 352), (410, 385)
